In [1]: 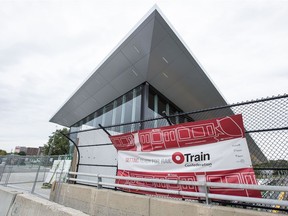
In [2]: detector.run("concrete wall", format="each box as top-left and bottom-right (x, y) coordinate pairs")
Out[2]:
(50, 183), (286, 216)
(0, 186), (22, 216)
(0, 186), (89, 216)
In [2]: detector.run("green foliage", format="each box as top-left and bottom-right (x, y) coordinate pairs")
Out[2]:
(18, 151), (26, 156)
(44, 128), (69, 155)
(0, 149), (7, 155)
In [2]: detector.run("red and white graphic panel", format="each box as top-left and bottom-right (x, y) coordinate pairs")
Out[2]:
(111, 115), (245, 152)
(110, 133), (136, 151)
(117, 138), (253, 173)
(116, 168), (261, 198)
(110, 114), (261, 199)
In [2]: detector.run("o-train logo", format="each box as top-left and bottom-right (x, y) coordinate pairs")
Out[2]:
(172, 151), (211, 165)
(110, 116), (244, 151)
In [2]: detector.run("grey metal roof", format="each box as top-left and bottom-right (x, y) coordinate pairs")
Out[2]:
(50, 7), (228, 127)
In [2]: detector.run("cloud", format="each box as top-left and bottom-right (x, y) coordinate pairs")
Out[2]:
(0, 0), (287, 152)
(167, 1), (288, 103)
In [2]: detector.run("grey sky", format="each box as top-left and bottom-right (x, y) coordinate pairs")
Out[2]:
(0, 0), (287, 152)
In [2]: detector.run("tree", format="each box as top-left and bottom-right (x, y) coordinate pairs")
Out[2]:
(0, 149), (7, 155)
(44, 128), (69, 155)
(18, 151), (26, 156)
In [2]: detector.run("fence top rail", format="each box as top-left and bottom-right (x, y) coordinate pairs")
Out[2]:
(67, 93), (288, 135)
(68, 171), (288, 192)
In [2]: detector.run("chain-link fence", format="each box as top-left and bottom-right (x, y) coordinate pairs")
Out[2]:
(69, 94), (288, 212)
(0, 155), (71, 199)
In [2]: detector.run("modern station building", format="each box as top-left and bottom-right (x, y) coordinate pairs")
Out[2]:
(50, 7), (229, 130)
(50, 7), (265, 179)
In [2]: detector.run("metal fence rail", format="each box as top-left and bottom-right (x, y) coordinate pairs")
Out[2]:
(68, 94), (288, 212)
(64, 171), (288, 211)
(0, 155), (70, 199)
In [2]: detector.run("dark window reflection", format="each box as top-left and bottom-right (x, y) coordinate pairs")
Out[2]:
(72, 85), (142, 132)
(147, 85), (193, 126)
(71, 83), (192, 133)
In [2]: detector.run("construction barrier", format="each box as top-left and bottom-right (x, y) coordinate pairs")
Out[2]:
(50, 183), (287, 216)
(0, 186), (88, 216)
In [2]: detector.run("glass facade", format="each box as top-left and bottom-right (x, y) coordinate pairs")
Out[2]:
(147, 85), (192, 126)
(70, 83), (192, 133)
(71, 85), (142, 132)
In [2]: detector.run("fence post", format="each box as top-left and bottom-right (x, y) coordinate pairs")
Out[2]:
(55, 157), (67, 203)
(0, 158), (7, 182)
(31, 164), (41, 194)
(204, 181), (210, 205)
(55, 172), (60, 203)
(98, 175), (102, 189)
(42, 156), (46, 181)
(4, 165), (13, 187)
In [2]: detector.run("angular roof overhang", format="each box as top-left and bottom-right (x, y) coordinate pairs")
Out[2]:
(50, 7), (228, 127)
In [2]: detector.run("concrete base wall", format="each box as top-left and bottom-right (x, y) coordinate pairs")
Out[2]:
(50, 183), (286, 216)
(0, 186), (22, 216)
(50, 184), (150, 216)
(0, 186), (89, 216)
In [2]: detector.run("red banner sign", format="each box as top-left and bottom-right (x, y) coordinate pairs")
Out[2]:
(110, 114), (261, 199)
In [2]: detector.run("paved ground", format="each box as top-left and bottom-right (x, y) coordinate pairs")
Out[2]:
(0, 164), (52, 199)
(5, 182), (51, 199)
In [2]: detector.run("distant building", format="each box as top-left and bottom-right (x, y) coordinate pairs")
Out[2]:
(14, 146), (27, 154)
(14, 146), (44, 156)
(26, 147), (39, 156)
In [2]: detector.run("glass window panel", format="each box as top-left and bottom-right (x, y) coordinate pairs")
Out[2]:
(114, 97), (123, 125)
(134, 94), (141, 122)
(124, 97), (133, 123)
(104, 103), (113, 126)
(120, 95), (126, 124)
(158, 97), (166, 116)
(148, 85), (193, 126)
(93, 109), (103, 128)
(131, 89), (137, 122)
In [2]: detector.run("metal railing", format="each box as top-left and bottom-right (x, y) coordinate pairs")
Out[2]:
(67, 94), (288, 212)
(0, 155), (71, 199)
(62, 171), (288, 212)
